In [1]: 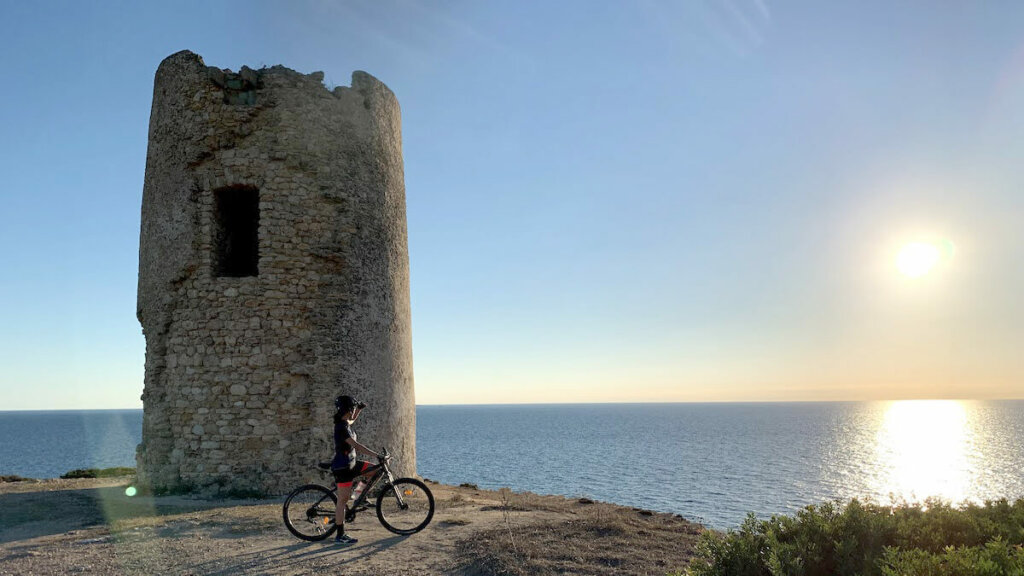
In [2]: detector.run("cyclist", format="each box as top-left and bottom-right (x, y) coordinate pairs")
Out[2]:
(332, 394), (381, 545)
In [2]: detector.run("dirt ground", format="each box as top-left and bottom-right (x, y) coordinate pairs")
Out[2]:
(0, 476), (702, 575)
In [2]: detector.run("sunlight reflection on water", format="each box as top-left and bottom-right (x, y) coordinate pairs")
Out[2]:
(873, 400), (972, 502)
(826, 399), (1023, 508)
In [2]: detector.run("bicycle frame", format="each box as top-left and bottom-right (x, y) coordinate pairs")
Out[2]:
(346, 460), (391, 512)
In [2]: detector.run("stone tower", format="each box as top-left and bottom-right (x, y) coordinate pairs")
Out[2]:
(136, 50), (414, 494)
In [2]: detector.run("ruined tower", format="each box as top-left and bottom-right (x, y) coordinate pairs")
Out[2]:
(136, 51), (414, 494)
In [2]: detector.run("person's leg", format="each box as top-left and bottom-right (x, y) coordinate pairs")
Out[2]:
(335, 482), (353, 538)
(355, 461), (374, 485)
(332, 466), (359, 543)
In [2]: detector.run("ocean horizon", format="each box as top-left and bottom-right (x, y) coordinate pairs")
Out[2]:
(3, 400), (1023, 529)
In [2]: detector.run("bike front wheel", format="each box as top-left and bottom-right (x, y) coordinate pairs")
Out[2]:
(282, 484), (338, 541)
(376, 478), (435, 535)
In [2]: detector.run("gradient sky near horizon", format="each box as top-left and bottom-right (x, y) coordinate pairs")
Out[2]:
(1, 1), (1022, 409)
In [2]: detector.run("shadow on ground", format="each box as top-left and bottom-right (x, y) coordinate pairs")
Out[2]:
(0, 485), (272, 543)
(181, 535), (408, 575)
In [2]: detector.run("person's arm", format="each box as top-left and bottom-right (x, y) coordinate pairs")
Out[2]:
(346, 437), (379, 460)
(350, 407), (363, 422)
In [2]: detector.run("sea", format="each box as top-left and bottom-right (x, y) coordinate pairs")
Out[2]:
(2, 400), (1023, 529)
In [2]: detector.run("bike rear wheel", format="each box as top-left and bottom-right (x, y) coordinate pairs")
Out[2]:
(282, 484), (338, 541)
(376, 478), (434, 535)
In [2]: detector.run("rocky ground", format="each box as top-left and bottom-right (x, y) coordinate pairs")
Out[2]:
(0, 476), (702, 576)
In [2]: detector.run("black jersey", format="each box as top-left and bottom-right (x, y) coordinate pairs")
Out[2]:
(332, 412), (357, 470)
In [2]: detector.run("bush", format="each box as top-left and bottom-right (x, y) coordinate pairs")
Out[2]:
(880, 540), (1024, 576)
(1, 474), (31, 482)
(684, 498), (1024, 576)
(60, 467), (136, 479)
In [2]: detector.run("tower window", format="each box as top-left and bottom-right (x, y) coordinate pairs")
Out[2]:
(213, 186), (259, 277)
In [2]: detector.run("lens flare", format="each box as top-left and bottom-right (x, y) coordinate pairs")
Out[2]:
(124, 486), (137, 497)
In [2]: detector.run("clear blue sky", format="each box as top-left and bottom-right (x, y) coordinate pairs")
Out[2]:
(1, 1), (1022, 409)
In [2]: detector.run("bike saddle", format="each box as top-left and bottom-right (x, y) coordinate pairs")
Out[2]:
(318, 461), (332, 470)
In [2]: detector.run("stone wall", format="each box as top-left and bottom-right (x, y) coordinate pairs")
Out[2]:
(136, 50), (414, 494)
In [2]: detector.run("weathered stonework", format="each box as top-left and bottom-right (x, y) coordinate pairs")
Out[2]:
(136, 50), (414, 494)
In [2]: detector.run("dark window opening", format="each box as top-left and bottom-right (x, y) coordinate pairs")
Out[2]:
(213, 186), (259, 277)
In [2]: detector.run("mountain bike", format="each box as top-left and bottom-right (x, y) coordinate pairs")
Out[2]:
(282, 448), (434, 541)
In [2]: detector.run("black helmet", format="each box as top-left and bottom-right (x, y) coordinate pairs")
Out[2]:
(335, 395), (356, 412)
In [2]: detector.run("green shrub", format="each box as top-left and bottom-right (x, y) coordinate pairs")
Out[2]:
(60, 466), (136, 479)
(1, 474), (31, 482)
(880, 540), (1024, 576)
(684, 499), (1024, 576)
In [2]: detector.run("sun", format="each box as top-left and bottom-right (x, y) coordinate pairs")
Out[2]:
(896, 242), (941, 277)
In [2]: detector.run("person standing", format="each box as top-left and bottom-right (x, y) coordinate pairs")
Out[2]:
(331, 395), (380, 545)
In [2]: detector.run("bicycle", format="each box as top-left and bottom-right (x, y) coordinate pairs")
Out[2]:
(282, 447), (435, 541)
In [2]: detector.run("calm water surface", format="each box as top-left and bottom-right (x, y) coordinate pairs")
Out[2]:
(0, 410), (141, 478)
(2, 401), (1022, 528)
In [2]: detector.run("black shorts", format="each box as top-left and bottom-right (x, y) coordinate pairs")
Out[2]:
(332, 461), (372, 486)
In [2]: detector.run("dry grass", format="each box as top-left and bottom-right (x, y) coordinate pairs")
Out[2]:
(478, 488), (578, 513)
(456, 501), (703, 576)
(441, 491), (470, 510)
